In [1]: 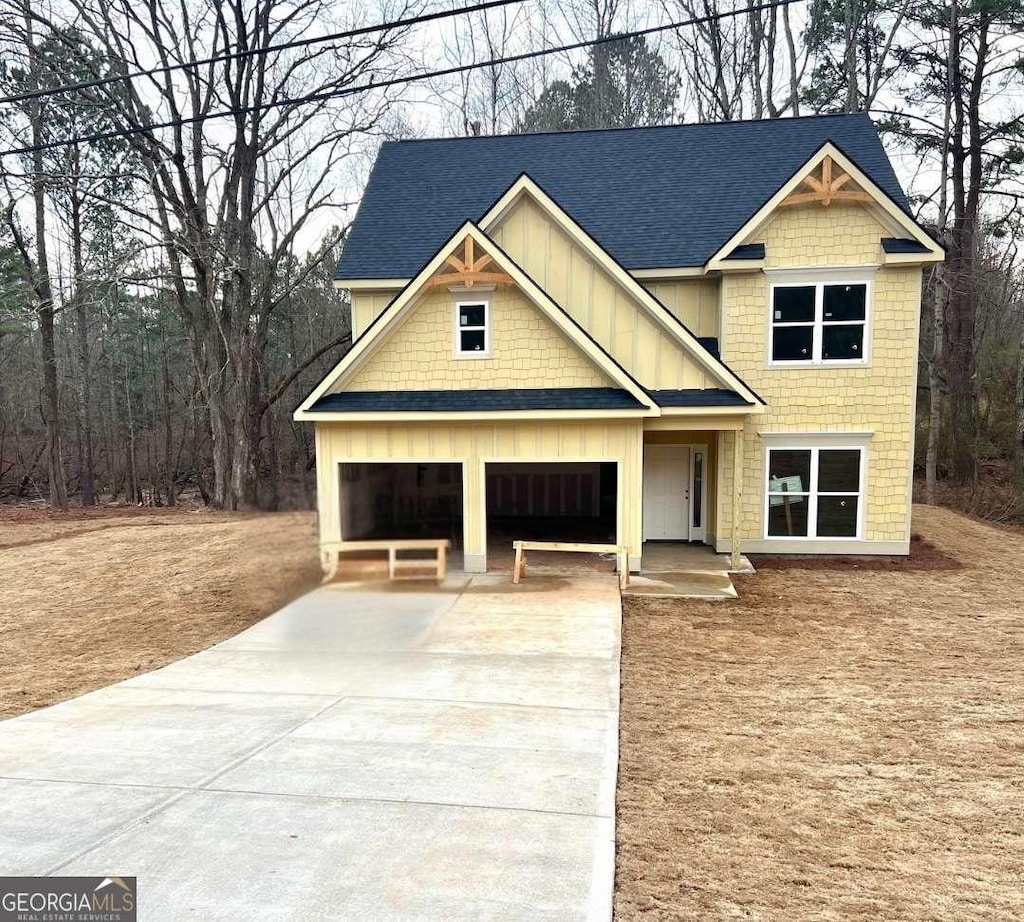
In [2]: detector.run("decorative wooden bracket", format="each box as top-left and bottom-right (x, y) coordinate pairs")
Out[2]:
(781, 156), (874, 208)
(426, 235), (514, 288)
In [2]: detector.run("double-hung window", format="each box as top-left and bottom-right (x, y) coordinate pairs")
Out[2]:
(455, 300), (490, 356)
(765, 446), (864, 539)
(770, 279), (869, 364)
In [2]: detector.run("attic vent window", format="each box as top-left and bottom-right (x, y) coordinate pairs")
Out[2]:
(455, 300), (490, 357)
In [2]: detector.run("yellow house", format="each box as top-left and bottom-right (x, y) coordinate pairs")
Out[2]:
(296, 115), (943, 574)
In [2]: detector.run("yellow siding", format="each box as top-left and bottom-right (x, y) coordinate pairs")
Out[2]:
(489, 196), (714, 390)
(640, 278), (720, 338)
(315, 419), (645, 570)
(350, 290), (400, 339)
(759, 202), (884, 267)
(341, 284), (612, 392)
(717, 202), (918, 548)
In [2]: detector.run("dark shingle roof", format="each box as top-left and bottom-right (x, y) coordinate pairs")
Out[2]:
(309, 387), (646, 413)
(337, 114), (907, 280)
(882, 237), (930, 254)
(651, 388), (749, 407)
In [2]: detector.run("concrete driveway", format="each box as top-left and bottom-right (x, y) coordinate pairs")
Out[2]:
(0, 573), (620, 921)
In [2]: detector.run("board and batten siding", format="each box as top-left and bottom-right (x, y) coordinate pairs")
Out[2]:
(488, 196), (715, 390)
(639, 278), (720, 339)
(315, 419), (645, 571)
(716, 201), (920, 553)
(350, 290), (400, 339)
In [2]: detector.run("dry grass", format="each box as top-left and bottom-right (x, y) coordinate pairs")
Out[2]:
(615, 504), (1024, 920)
(0, 506), (322, 719)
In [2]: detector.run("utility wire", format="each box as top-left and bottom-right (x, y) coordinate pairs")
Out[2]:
(0, 0), (532, 106)
(0, 0), (799, 159)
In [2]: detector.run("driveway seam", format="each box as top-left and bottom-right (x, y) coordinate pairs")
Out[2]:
(42, 694), (348, 876)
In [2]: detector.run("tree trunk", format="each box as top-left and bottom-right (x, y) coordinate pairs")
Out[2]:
(26, 12), (69, 511)
(70, 152), (96, 505)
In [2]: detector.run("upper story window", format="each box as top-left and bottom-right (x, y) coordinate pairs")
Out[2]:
(455, 300), (490, 357)
(770, 279), (869, 364)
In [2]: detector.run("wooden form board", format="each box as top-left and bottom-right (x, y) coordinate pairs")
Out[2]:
(323, 538), (449, 583)
(512, 540), (629, 590)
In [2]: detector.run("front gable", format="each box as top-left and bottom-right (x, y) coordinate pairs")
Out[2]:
(296, 222), (656, 420)
(344, 283), (613, 392)
(707, 143), (944, 271)
(482, 175), (763, 406)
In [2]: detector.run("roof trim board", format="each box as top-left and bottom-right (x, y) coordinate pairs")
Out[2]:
(478, 173), (765, 407)
(706, 141), (944, 270)
(295, 220), (659, 420)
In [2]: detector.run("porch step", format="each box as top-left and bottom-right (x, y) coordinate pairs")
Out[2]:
(622, 570), (738, 600)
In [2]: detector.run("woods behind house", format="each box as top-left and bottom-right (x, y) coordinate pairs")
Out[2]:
(0, 0), (1021, 518)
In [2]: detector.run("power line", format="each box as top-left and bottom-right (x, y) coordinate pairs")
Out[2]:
(0, 0), (799, 159)
(0, 0), (532, 106)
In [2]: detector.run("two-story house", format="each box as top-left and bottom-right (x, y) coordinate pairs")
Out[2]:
(296, 114), (943, 575)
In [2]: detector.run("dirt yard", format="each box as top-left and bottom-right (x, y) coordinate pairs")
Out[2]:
(616, 504), (1024, 920)
(0, 506), (321, 719)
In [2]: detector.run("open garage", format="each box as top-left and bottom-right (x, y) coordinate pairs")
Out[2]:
(339, 462), (464, 548)
(485, 461), (618, 551)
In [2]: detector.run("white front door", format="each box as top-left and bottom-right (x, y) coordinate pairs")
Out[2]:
(643, 446), (690, 540)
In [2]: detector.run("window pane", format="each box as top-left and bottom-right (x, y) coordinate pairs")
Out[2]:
(459, 304), (486, 327)
(768, 449), (811, 493)
(823, 284), (866, 321)
(818, 449), (861, 492)
(817, 496), (859, 537)
(460, 329), (486, 352)
(822, 324), (864, 360)
(692, 452), (703, 529)
(767, 495), (809, 536)
(772, 325), (813, 361)
(773, 286), (815, 323)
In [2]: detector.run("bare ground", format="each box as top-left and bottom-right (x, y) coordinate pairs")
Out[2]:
(615, 504), (1024, 920)
(0, 506), (321, 718)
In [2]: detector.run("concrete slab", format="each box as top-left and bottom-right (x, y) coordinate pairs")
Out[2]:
(623, 571), (739, 600)
(126, 649), (617, 710)
(216, 586), (463, 653)
(209, 698), (616, 815)
(61, 790), (614, 921)
(0, 686), (334, 788)
(2, 574), (621, 920)
(0, 778), (179, 876)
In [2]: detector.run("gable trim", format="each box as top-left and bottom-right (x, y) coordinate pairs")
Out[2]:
(706, 141), (944, 270)
(295, 221), (658, 420)
(479, 173), (765, 407)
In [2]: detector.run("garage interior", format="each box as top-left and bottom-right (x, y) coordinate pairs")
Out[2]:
(485, 462), (618, 564)
(339, 462), (464, 547)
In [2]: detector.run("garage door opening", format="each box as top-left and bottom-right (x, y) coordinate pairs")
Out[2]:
(485, 462), (618, 556)
(339, 462), (464, 548)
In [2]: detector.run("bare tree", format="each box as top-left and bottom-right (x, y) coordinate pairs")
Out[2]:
(30, 0), (415, 508)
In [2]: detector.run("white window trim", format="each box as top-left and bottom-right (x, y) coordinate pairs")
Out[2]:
(453, 298), (491, 359)
(767, 270), (874, 367)
(763, 442), (868, 541)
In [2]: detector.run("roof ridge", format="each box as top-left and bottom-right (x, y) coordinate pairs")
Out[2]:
(382, 112), (873, 146)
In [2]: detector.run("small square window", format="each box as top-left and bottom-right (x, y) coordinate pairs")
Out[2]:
(773, 286), (815, 323)
(823, 284), (866, 321)
(455, 301), (489, 356)
(459, 304), (486, 327)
